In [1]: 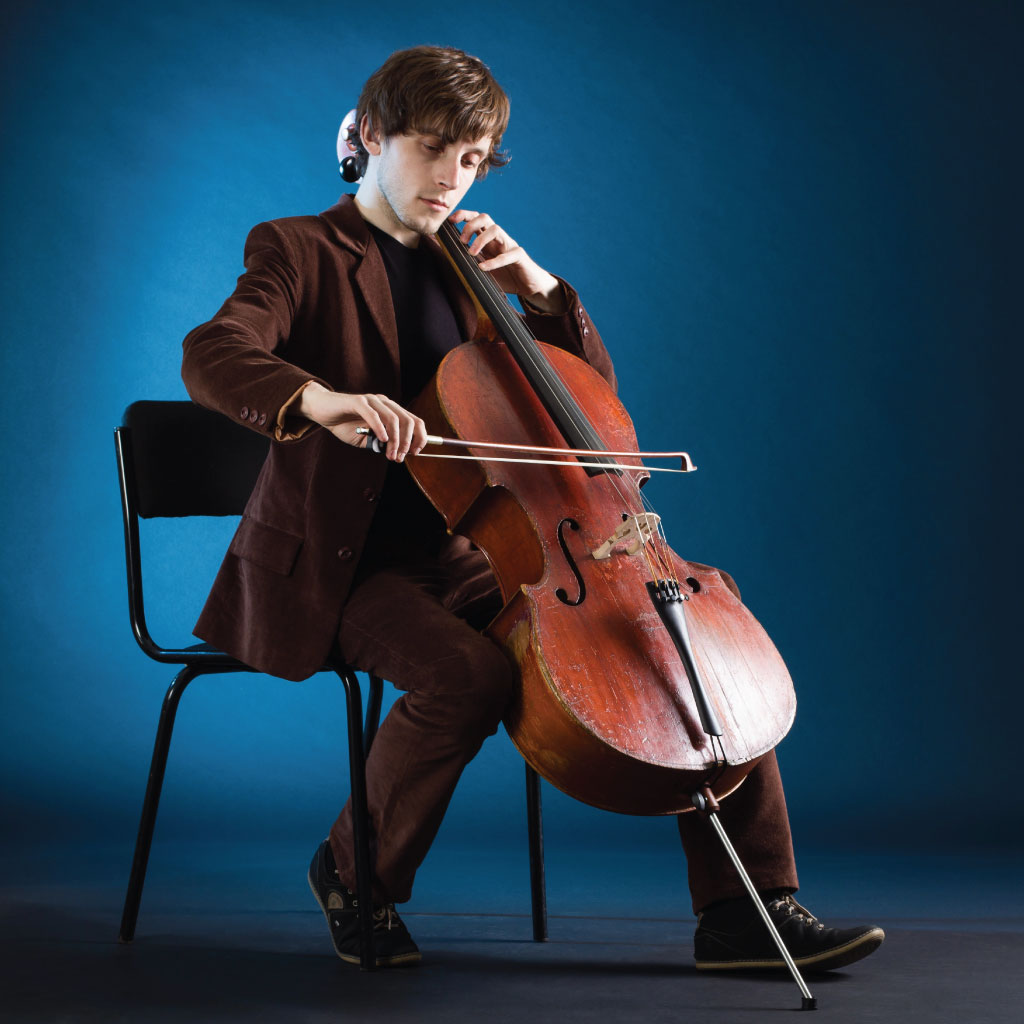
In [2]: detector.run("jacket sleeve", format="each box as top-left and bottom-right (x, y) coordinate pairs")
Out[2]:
(181, 220), (331, 442)
(519, 278), (617, 394)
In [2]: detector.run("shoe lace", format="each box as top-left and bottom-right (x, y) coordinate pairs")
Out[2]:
(341, 883), (399, 931)
(373, 903), (399, 931)
(767, 894), (825, 931)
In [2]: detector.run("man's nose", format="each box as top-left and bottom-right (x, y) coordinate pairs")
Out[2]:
(437, 153), (461, 189)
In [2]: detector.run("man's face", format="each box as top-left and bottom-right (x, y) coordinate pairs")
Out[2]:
(369, 129), (492, 240)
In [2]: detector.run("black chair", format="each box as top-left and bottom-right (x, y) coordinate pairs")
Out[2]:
(115, 400), (549, 968)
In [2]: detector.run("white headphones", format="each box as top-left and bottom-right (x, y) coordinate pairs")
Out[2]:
(337, 108), (364, 182)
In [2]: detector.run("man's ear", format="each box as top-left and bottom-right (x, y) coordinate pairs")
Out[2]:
(361, 114), (382, 156)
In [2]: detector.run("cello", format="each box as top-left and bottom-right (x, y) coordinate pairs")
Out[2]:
(372, 218), (816, 1008)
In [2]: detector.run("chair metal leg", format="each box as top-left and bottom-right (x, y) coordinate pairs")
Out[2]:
(119, 665), (199, 942)
(525, 763), (548, 941)
(337, 668), (376, 970)
(364, 674), (383, 755)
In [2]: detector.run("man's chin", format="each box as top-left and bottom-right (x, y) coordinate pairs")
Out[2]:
(401, 212), (446, 238)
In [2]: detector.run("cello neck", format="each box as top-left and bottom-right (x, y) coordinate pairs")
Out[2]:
(436, 219), (611, 467)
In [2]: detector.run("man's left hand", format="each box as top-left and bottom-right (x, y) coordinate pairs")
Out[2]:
(449, 209), (567, 314)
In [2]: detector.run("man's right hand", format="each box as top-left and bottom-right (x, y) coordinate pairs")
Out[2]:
(298, 382), (428, 462)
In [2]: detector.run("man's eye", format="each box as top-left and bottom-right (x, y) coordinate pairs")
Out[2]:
(424, 143), (441, 153)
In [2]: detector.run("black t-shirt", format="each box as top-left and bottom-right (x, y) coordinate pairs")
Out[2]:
(369, 224), (463, 402)
(359, 225), (464, 566)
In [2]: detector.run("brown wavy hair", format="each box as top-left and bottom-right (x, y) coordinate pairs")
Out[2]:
(352, 46), (510, 180)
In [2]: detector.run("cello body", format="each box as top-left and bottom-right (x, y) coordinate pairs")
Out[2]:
(409, 337), (796, 815)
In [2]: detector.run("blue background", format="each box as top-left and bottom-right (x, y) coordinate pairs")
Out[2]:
(1, 0), (1018, 904)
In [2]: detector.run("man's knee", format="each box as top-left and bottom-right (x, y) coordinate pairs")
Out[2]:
(425, 636), (516, 736)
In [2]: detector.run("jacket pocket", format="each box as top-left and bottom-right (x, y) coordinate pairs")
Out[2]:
(229, 516), (304, 576)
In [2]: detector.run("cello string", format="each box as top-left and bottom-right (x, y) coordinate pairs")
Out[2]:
(638, 486), (678, 583)
(441, 221), (674, 587)
(440, 223), (658, 528)
(440, 228), (657, 554)
(439, 222), (611, 455)
(443, 226), (742, 785)
(439, 221), (653, 546)
(439, 220), (577, 394)
(458, 238), (677, 572)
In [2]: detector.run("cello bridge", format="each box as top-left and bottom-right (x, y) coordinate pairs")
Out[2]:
(592, 513), (662, 561)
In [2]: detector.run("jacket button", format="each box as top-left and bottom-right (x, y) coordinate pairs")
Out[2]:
(578, 307), (585, 317)
(362, 488), (377, 502)
(582, 326), (590, 336)
(249, 409), (259, 423)
(258, 413), (267, 426)
(240, 406), (249, 419)
(337, 547), (353, 560)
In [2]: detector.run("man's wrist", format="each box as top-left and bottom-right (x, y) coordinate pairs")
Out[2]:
(521, 274), (567, 315)
(297, 380), (331, 422)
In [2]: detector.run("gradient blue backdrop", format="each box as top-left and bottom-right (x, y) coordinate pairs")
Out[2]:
(1, 0), (1018, 886)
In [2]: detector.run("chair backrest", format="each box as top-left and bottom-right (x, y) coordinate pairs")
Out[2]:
(120, 400), (271, 518)
(115, 400), (273, 659)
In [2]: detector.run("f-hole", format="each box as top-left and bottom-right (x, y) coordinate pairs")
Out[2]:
(554, 518), (586, 606)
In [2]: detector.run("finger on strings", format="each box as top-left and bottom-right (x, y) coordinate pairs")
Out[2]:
(448, 208), (480, 234)
(458, 213), (494, 245)
(469, 223), (503, 255)
(478, 247), (524, 272)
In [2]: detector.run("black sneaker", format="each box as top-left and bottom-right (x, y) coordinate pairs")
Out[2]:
(694, 893), (884, 971)
(307, 840), (421, 967)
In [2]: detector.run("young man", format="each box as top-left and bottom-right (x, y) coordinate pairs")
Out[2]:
(181, 45), (884, 971)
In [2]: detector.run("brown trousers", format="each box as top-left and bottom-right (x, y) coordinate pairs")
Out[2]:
(329, 545), (798, 914)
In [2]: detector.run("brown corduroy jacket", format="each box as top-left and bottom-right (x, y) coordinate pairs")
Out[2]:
(181, 196), (617, 681)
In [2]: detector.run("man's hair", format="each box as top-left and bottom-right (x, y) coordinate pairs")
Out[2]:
(352, 46), (510, 180)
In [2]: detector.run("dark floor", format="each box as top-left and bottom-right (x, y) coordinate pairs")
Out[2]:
(2, 841), (1022, 1023)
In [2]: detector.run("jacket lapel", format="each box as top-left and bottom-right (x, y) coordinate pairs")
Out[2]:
(320, 198), (400, 392)
(353, 243), (400, 387)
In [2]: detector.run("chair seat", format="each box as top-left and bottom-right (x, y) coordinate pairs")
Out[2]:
(184, 641), (226, 654)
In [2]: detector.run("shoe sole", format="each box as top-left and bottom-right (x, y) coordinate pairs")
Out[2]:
(307, 866), (422, 968)
(695, 927), (885, 972)
(335, 948), (423, 967)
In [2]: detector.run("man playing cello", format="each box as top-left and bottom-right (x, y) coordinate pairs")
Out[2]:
(181, 44), (884, 972)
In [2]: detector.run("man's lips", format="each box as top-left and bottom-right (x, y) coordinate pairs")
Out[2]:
(421, 198), (448, 211)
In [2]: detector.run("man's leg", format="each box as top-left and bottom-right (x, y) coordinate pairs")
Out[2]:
(329, 553), (511, 904)
(677, 751), (798, 913)
(679, 751), (885, 970)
